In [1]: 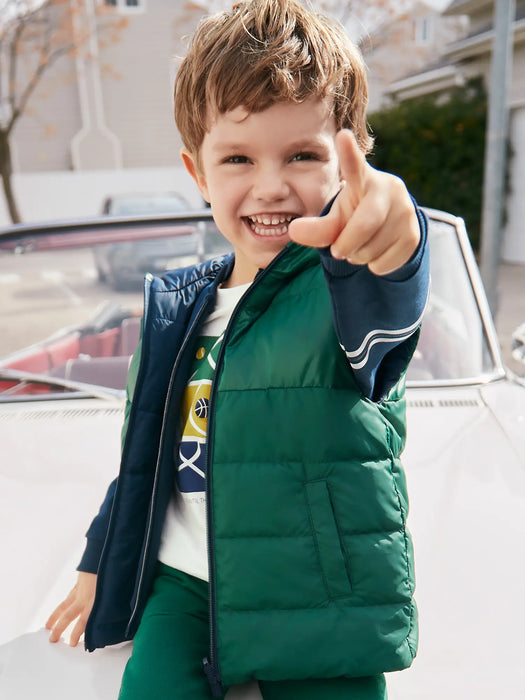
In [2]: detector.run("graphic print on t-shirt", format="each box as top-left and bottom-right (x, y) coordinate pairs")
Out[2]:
(177, 334), (223, 494)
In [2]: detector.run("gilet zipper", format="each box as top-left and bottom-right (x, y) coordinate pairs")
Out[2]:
(202, 247), (293, 696)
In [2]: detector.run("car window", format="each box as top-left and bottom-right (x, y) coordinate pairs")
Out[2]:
(406, 216), (496, 384)
(0, 215), (232, 400)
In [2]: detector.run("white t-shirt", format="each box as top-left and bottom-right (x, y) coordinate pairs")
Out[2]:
(158, 282), (250, 580)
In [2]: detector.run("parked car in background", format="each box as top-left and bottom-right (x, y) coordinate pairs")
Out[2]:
(93, 193), (232, 289)
(0, 209), (524, 700)
(100, 193), (190, 217)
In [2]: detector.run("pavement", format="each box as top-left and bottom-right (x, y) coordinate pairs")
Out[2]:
(495, 262), (525, 376)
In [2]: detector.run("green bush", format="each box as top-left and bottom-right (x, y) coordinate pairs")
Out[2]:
(368, 78), (487, 250)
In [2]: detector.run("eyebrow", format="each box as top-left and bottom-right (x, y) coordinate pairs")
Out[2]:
(211, 136), (331, 154)
(211, 143), (246, 153)
(287, 137), (330, 150)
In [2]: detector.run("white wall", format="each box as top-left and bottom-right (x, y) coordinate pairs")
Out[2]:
(503, 105), (525, 263)
(0, 167), (204, 226)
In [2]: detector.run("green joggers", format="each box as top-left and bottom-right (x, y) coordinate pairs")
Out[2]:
(118, 564), (388, 700)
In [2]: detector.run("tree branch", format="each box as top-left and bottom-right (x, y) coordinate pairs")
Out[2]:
(8, 40), (75, 134)
(5, 1), (76, 134)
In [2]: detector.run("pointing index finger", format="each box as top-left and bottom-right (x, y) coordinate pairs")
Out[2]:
(335, 129), (367, 207)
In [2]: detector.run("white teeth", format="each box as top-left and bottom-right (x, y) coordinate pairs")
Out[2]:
(250, 214), (293, 225)
(252, 224), (288, 235)
(246, 214), (294, 236)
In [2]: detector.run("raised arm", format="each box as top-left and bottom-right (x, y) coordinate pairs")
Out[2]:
(289, 130), (429, 400)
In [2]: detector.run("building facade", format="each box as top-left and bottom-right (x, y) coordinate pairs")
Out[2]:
(362, 1), (469, 113)
(3, 0), (207, 223)
(386, 0), (525, 263)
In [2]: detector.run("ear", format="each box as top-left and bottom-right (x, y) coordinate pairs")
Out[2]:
(181, 149), (210, 203)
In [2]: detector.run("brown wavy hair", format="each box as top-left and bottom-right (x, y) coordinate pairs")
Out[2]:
(174, 0), (373, 159)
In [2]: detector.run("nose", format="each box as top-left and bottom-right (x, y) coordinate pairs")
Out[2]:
(251, 164), (290, 202)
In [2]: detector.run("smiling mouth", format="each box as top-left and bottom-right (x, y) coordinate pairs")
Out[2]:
(245, 214), (296, 236)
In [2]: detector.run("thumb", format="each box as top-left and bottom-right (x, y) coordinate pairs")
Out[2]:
(288, 208), (344, 248)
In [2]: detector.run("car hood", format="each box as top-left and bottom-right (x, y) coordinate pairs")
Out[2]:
(0, 396), (263, 700)
(0, 398), (124, 645)
(388, 379), (525, 700)
(1, 381), (525, 700)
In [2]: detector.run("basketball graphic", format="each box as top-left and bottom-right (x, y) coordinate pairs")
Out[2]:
(177, 334), (222, 494)
(195, 397), (209, 418)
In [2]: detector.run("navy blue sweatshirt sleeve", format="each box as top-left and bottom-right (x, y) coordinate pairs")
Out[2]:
(320, 203), (429, 402)
(77, 339), (141, 572)
(77, 478), (117, 573)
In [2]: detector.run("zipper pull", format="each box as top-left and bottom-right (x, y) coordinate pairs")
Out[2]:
(203, 657), (223, 698)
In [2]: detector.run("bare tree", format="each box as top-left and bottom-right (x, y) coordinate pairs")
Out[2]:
(0, 0), (125, 223)
(178, 0), (415, 45)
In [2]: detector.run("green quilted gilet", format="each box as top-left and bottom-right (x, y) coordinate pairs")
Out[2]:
(207, 244), (418, 685)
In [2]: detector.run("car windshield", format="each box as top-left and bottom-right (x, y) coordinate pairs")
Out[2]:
(0, 210), (501, 402)
(406, 214), (499, 385)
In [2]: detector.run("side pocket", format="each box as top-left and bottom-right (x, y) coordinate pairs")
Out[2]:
(305, 480), (352, 599)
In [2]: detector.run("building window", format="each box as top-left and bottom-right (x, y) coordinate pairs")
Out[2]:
(414, 16), (435, 46)
(104, 0), (144, 11)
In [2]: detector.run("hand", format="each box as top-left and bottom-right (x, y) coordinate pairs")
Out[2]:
(288, 129), (421, 275)
(46, 571), (97, 647)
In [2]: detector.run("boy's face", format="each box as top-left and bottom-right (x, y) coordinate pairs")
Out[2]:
(182, 98), (343, 286)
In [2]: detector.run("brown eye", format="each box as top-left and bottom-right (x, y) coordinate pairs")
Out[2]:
(291, 152), (317, 162)
(226, 155), (249, 164)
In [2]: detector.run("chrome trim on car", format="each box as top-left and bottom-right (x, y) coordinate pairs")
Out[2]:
(0, 210), (215, 243)
(407, 370), (506, 390)
(0, 368), (126, 402)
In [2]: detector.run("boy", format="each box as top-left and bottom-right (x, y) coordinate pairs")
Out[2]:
(46, 1), (429, 698)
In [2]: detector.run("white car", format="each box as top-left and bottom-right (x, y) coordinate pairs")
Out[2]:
(0, 210), (524, 700)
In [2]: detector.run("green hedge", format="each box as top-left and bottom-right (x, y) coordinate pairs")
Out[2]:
(368, 78), (487, 250)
